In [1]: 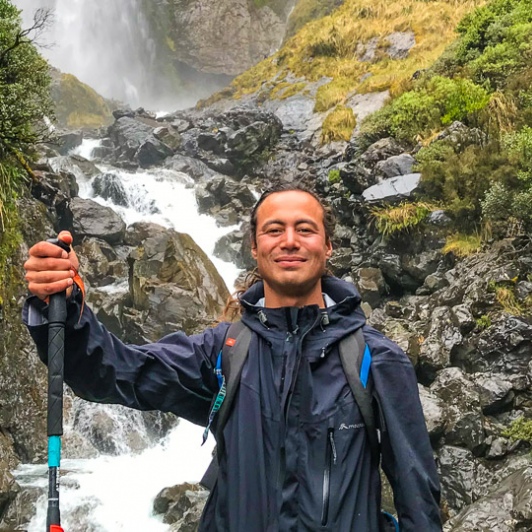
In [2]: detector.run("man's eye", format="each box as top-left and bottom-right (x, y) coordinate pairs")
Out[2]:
(298, 227), (312, 233)
(267, 228), (282, 234)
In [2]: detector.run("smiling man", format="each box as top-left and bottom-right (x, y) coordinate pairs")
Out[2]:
(23, 185), (442, 531)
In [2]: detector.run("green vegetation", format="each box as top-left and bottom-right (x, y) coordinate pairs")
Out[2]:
(0, 2), (54, 159)
(442, 233), (482, 257)
(227, 0), (484, 120)
(0, 1), (53, 303)
(321, 105), (356, 143)
(503, 417), (532, 443)
(370, 202), (434, 237)
(475, 314), (491, 329)
(328, 168), (341, 184)
(286, 0), (344, 39)
(52, 73), (113, 128)
(360, 0), (532, 239)
(362, 76), (490, 143)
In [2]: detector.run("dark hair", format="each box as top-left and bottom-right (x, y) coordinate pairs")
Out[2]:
(220, 184), (336, 321)
(249, 184), (336, 246)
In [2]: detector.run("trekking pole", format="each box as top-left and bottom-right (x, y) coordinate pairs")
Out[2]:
(46, 238), (69, 532)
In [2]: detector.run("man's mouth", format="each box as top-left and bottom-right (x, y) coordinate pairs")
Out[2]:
(274, 256), (306, 265)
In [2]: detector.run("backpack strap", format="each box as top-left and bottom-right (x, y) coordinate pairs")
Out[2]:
(338, 328), (381, 466)
(200, 320), (252, 490)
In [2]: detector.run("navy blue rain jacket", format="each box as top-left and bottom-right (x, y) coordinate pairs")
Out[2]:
(24, 276), (441, 531)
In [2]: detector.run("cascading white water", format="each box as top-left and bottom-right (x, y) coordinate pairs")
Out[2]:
(13, 140), (241, 530)
(14, 0), (161, 108)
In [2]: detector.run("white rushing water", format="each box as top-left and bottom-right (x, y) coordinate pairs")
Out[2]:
(14, 0), (158, 107)
(14, 140), (241, 530)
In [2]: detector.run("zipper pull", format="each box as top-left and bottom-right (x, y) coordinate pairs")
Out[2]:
(329, 431), (337, 465)
(320, 346), (326, 358)
(258, 310), (270, 328)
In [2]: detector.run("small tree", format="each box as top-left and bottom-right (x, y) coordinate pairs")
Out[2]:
(0, 1), (54, 160)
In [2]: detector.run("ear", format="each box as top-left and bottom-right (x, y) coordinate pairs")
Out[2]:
(251, 241), (258, 260)
(325, 239), (333, 259)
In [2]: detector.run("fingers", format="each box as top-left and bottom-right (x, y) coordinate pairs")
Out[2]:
(27, 277), (74, 300)
(25, 231), (78, 300)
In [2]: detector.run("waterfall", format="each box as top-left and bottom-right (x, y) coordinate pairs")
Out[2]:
(13, 0), (181, 109)
(13, 140), (240, 530)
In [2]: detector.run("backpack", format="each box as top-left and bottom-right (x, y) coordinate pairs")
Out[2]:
(200, 320), (399, 532)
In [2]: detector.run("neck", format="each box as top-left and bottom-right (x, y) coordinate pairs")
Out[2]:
(263, 284), (325, 308)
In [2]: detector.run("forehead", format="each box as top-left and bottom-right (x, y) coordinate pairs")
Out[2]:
(256, 190), (324, 225)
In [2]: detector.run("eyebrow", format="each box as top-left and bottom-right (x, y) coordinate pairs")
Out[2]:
(261, 219), (320, 230)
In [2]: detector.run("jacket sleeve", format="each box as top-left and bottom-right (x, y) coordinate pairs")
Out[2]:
(366, 328), (442, 531)
(22, 292), (227, 427)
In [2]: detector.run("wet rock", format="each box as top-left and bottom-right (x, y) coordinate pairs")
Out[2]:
(438, 445), (489, 515)
(196, 176), (255, 226)
(126, 222), (229, 339)
(108, 116), (153, 160)
(92, 173), (129, 206)
(154, 126), (181, 151)
(468, 316), (532, 374)
(451, 304), (476, 335)
(418, 307), (462, 383)
(225, 117), (283, 173)
(355, 267), (388, 308)
(31, 169), (79, 213)
(0, 463), (19, 518)
(153, 482), (208, 528)
(164, 154), (219, 182)
(431, 368), (484, 451)
(136, 136), (174, 168)
(473, 373), (515, 415)
(444, 466), (532, 531)
(345, 91), (390, 123)
(418, 384), (446, 442)
(362, 173), (422, 202)
(374, 153), (415, 179)
(67, 197), (126, 245)
(360, 137), (404, 166)
(385, 31), (416, 59)
(49, 130), (84, 155)
(0, 485), (40, 531)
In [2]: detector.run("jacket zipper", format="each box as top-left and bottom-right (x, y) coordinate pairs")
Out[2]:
(321, 428), (337, 526)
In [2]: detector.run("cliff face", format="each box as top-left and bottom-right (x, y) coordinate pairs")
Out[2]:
(158, 0), (297, 75)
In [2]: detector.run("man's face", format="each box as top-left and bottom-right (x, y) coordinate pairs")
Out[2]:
(251, 190), (333, 307)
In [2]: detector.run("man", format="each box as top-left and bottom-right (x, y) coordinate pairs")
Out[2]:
(24, 186), (442, 530)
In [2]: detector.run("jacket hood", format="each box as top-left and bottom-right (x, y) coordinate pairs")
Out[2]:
(238, 276), (366, 340)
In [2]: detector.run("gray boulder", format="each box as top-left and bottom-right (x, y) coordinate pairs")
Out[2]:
(126, 222), (229, 340)
(362, 173), (422, 202)
(444, 466), (532, 531)
(68, 197), (127, 245)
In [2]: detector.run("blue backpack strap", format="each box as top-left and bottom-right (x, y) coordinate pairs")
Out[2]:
(338, 327), (381, 466)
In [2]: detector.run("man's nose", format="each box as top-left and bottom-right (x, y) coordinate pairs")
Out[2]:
(281, 227), (300, 248)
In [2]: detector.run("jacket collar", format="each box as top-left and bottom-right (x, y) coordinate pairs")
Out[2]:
(239, 276), (366, 338)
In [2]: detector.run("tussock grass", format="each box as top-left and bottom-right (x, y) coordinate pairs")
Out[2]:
(371, 201), (435, 236)
(230, 0), (485, 108)
(321, 105), (356, 143)
(442, 232), (482, 257)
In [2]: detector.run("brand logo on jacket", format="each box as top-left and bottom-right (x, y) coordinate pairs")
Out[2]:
(339, 422), (364, 431)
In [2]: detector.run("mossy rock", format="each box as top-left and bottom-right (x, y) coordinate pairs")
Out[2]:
(51, 73), (113, 129)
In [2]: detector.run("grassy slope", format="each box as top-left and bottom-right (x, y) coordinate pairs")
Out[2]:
(228, 0), (485, 109)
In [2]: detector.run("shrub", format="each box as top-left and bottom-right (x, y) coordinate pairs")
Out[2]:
(504, 416), (532, 443)
(475, 314), (492, 329)
(370, 202), (434, 237)
(321, 105), (356, 144)
(361, 76), (489, 144)
(503, 126), (532, 182)
(481, 181), (513, 221)
(443, 233), (482, 258)
(328, 169), (341, 184)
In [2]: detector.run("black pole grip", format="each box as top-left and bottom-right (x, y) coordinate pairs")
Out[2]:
(46, 238), (69, 437)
